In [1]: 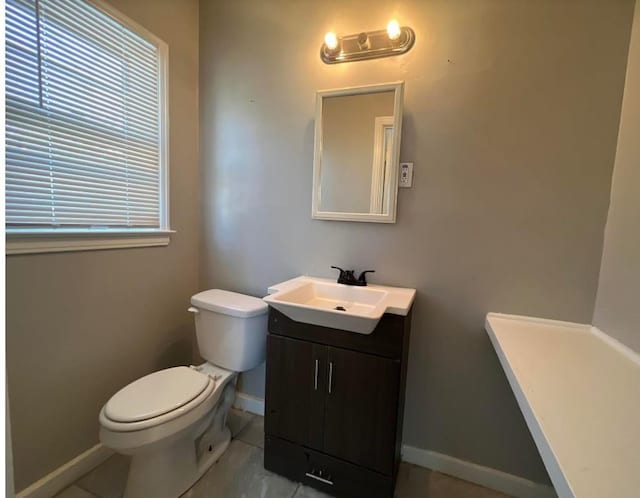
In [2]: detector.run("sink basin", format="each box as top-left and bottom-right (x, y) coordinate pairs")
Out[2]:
(263, 276), (416, 334)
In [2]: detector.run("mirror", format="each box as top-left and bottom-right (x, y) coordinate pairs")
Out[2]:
(312, 82), (404, 223)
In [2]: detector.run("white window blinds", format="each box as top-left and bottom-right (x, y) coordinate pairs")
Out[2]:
(5, 0), (167, 232)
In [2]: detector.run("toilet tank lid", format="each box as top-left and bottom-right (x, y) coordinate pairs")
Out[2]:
(191, 289), (268, 318)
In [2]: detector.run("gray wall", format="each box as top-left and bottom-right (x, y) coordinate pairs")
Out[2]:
(200, 0), (634, 484)
(6, 0), (200, 491)
(593, 0), (640, 353)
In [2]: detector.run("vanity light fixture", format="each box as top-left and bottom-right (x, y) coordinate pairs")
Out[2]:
(320, 21), (415, 64)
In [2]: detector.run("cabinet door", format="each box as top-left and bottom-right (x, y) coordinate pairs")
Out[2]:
(323, 346), (400, 475)
(265, 335), (326, 450)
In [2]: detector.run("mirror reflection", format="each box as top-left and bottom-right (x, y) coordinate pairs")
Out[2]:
(320, 91), (395, 214)
(312, 82), (404, 223)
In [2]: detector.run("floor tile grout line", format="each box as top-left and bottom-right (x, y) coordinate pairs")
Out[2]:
(233, 435), (263, 449)
(68, 483), (101, 498)
(290, 482), (301, 497)
(74, 482), (107, 498)
(71, 475), (101, 497)
(232, 416), (264, 449)
(233, 425), (252, 441)
(233, 415), (257, 440)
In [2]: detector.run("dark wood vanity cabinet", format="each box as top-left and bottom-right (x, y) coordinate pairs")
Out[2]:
(264, 307), (412, 498)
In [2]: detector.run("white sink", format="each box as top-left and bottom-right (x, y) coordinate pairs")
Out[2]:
(263, 276), (416, 334)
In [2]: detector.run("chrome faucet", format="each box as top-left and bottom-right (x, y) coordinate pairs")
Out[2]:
(331, 266), (375, 286)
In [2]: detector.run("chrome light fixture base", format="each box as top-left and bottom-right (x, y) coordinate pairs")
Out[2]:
(320, 26), (415, 65)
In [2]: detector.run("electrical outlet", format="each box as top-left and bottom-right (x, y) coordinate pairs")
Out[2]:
(399, 162), (413, 187)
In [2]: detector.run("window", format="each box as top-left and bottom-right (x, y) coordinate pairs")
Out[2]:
(5, 0), (169, 254)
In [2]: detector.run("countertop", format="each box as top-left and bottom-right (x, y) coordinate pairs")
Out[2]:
(485, 313), (640, 498)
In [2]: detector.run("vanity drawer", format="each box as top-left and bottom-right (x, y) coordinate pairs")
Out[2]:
(264, 435), (396, 498)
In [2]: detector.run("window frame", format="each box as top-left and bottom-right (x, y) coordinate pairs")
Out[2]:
(5, 0), (172, 255)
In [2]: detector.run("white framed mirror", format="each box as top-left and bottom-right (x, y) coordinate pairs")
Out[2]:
(312, 82), (404, 223)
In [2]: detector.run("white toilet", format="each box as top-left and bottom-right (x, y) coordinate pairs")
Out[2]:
(99, 289), (268, 498)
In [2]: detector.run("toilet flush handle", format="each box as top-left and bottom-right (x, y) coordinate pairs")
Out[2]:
(187, 306), (200, 314)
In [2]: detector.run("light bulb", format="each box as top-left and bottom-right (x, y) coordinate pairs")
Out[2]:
(387, 20), (401, 41)
(324, 32), (338, 51)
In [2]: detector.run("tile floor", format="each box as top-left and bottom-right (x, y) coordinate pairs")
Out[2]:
(57, 410), (510, 498)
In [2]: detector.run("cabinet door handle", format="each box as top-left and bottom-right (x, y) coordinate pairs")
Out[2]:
(305, 472), (334, 485)
(314, 359), (319, 390)
(328, 361), (333, 394)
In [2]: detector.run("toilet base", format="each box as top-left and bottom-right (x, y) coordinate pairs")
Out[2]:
(122, 382), (235, 498)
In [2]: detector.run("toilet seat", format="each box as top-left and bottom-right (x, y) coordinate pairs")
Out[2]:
(100, 366), (233, 433)
(105, 367), (211, 423)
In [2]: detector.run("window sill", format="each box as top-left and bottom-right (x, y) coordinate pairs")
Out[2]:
(6, 230), (175, 255)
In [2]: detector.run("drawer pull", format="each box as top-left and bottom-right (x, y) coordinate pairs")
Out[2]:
(305, 472), (334, 485)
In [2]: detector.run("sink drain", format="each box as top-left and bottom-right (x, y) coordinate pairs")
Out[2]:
(334, 306), (346, 311)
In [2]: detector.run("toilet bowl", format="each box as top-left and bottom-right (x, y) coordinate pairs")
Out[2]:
(98, 290), (268, 498)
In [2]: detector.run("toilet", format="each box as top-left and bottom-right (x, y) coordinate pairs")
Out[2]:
(99, 289), (268, 498)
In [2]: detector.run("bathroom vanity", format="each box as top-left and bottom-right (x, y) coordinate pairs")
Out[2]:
(263, 276), (415, 498)
(261, 77), (413, 496)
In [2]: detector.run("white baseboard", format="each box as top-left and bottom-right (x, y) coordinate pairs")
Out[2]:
(16, 444), (113, 498)
(401, 445), (557, 498)
(233, 392), (265, 416)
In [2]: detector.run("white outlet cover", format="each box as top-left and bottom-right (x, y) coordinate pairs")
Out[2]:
(399, 162), (413, 188)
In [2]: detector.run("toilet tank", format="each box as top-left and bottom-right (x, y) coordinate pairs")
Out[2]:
(190, 289), (268, 372)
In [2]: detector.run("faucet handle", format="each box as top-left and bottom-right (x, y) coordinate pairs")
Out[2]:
(331, 266), (347, 281)
(331, 265), (346, 278)
(357, 270), (375, 285)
